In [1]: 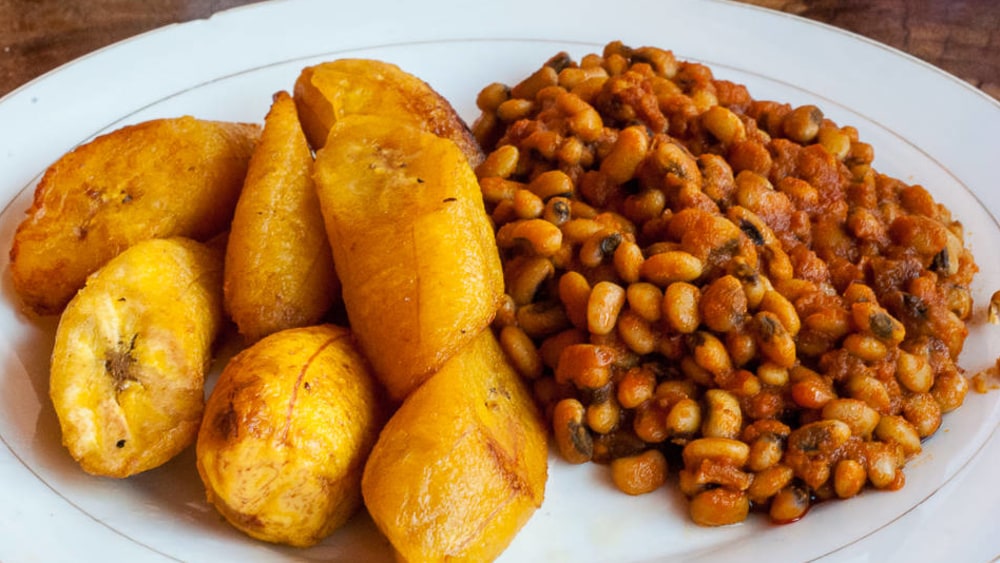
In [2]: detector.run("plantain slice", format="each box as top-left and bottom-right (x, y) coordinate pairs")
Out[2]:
(49, 237), (224, 478)
(224, 91), (339, 343)
(9, 116), (259, 315)
(313, 115), (504, 402)
(293, 58), (483, 166)
(362, 329), (548, 562)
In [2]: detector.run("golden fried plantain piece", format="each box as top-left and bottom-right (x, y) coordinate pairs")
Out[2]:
(49, 237), (224, 478)
(197, 324), (385, 547)
(362, 329), (548, 562)
(224, 91), (339, 343)
(10, 116), (259, 315)
(293, 58), (483, 166)
(313, 115), (504, 402)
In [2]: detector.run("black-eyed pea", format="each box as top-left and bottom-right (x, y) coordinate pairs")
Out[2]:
(843, 282), (878, 305)
(617, 309), (659, 355)
(790, 371), (837, 410)
(640, 251), (703, 286)
(683, 437), (751, 469)
(769, 485), (811, 524)
(510, 64), (558, 99)
(931, 368), (968, 413)
(613, 240), (645, 283)
(689, 331), (733, 379)
(787, 420), (852, 456)
(680, 356), (715, 388)
(586, 396), (621, 435)
(475, 81), (510, 113)
(843, 333), (889, 362)
(845, 373), (892, 414)
(821, 398), (880, 438)
(610, 449), (669, 495)
(689, 488), (750, 527)
(555, 343), (615, 389)
(558, 271), (591, 330)
(782, 104), (823, 143)
(756, 362), (789, 387)
(475, 144), (519, 179)
(479, 176), (524, 205)
(702, 389), (742, 439)
(516, 300), (570, 339)
(561, 218), (604, 244)
(587, 281), (626, 336)
(851, 301), (906, 345)
(747, 463), (794, 504)
(506, 256), (554, 305)
(542, 196), (573, 226)
(539, 328), (588, 370)
(726, 205), (777, 247)
(499, 325), (544, 380)
(496, 218), (563, 257)
(552, 398), (593, 464)
(817, 125), (851, 161)
(655, 379), (698, 403)
(752, 311), (797, 368)
(666, 398), (702, 437)
(700, 275), (748, 333)
(663, 281), (702, 334)
(626, 282), (663, 323)
(875, 415), (922, 457)
(633, 45), (679, 77)
(833, 459), (867, 499)
(529, 169), (575, 201)
(702, 105), (746, 146)
(617, 366), (656, 409)
(496, 97), (535, 122)
(622, 189), (667, 225)
(600, 125), (650, 184)
(557, 66), (609, 90)
(866, 442), (904, 489)
(761, 244), (794, 282)
(579, 229), (623, 268)
(803, 308), (852, 341)
(557, 91), (604, 142)
(758, 290), (800, 336)
(633, 402), (669, 443)
(725, 330), (758, 368)
(747, 433), (784, 472)
(903, 392), (942, 438)
(895, 350), (934, 393)
(512, 188), (545, 219)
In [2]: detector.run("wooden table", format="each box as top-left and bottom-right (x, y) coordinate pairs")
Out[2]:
(0, 0), (997, 101)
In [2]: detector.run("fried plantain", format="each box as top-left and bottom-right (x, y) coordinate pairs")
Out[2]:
(224, 91), (339, 343)
(10, 116), (259, 315)
(49, 237), (224, 478)
(293, 58), (483, 166)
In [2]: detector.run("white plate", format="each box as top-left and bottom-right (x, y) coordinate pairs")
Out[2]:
(2, 0), (999, 561)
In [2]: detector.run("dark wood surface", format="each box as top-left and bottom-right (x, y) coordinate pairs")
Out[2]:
(0, 0), (997, 100)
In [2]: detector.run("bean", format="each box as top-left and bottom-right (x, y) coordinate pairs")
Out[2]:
(752, 311), (797, 368)
(875, 415), (922, 457)
(700, 275), (748, 333)
(747, 433), (784, 472)
(579, 229), (623, 268)
(666, 398), (702, 437)
(600, 125), (650, 184)
(896, 350), (933, 393)
(555, 343), (615, 389)
(640, 251), (704, 285)
(769, 485), (811, 524)
(758, 290), (800, 336)
(613, 240), (645, 283)
(702, 105), (746, 146)
(586, 397), (621, 435)
(689, 489), (750, 527)
(782, 104), (823, 143)
(663, 282), (702, 334)
(617, 366), (656, 409)
(499, 325), (544, 380)
(931, 368), (968, 413)
(610, 450), (669, 495)
(821, 398), (880, 438)
(626, 282), (663, 323)
(833, 458), (867, 499)
(683, 437), (750, 468)
(475, 82), (510, 113)
(475, 143), (519, 179)
(552, 398), (593, 464)
(516, 300), (570, 338)
(506, 256), (554, 305)
(748, 463), (794, 504)
(496, 218), (563, 256)
(558, 271), (591, 330)
(902, 393), (942, 438)
(588, 281), (626, 335)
